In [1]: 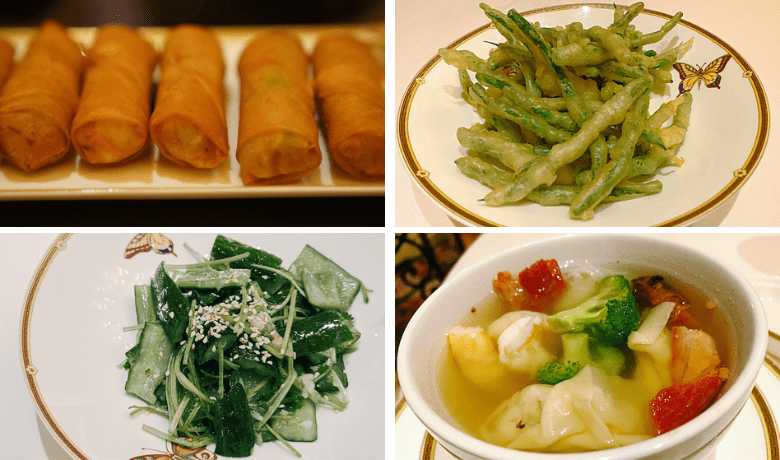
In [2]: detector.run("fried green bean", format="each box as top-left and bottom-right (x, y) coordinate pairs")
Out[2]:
(440, 2), (691, 220)
(627, 92), (692, 177)
(506, 8), (592, 125)
(457, 125), (540, 170)
(569, 89), (651, 219)
(457, 156), (663, 207)
(439, 48), (569, 112)
(611, 2), (644, 33)
(483, 73), (652, 206)
(469, 84), (573, 144)
(631, 12), (682, 47)
(474, 73), (578, 130)
(518, 61), (541, 97)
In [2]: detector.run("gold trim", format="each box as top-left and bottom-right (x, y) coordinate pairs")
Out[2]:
(397, 3), (770, 227)
(19, 233), (89, 460)
(753, 383), (780, 460)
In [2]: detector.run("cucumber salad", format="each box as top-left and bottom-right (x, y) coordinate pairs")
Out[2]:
(122, 235), (369, 458)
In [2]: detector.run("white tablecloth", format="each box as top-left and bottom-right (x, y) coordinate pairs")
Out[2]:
(395, 0), (780, 226)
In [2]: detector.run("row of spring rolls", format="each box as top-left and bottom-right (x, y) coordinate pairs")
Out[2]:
(0, 21), (384, 183)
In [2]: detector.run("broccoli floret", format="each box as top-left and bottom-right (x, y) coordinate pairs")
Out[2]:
(535, 332), (627, 385)
(536, 361), (582, 385)
(547, 275), (641, 346)
(562, 332), (626, 375)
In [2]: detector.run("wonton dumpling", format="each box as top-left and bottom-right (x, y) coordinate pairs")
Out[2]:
(447, 326), (511, 392)
(484, 366), (654, 452)
(480, 384), (552, 447)
(630, 327), (674, 391)
(487, 311), (558, 375)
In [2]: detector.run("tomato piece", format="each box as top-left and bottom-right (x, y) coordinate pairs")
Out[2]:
(492, 270), (529, 310)
(650, 375), (723, 434)
(518, 259), (567, 313)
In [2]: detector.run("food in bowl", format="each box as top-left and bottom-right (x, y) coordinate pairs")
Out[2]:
(441, 258), (732, 453)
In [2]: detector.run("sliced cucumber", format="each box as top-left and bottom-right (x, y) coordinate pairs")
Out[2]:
(290, 311), (356, 356)
(269, 398), (318, 442)
(289, 245), (362, 310)
(125, 321), (171, 405)
(174, 268), (251, 290)
(133, 284), (155, 324)
(214, 382), (255, 457)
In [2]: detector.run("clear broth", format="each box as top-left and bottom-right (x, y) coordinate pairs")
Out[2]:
(438, 267), (735, 450)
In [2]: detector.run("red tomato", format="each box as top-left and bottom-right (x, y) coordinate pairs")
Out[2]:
(650, 375), (723, 434)
(517, 259), (567, 313)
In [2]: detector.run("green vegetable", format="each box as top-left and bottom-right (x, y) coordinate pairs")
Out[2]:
(563, 332), (626, 375)
(536, 360), (583, 385)
(214, 383), (255, 457)
(268, 398), (318, 442)
(150, 262), (191, 345)
(548, 275), (641, 346)
(289, 245), (364, 310)
(124, 321), (172, 405)
(124, 235), (368, 458)
(290, 311), (359, 356)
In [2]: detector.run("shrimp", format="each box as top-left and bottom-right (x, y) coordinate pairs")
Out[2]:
(631, 276), (699, 329)
(670, 326), (728, 385)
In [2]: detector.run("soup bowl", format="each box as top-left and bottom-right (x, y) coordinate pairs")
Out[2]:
(397, 234), (768, 460)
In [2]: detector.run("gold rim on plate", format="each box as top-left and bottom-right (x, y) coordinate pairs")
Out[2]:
(19, 234), (87, 459)
(397, 3), (770, 227)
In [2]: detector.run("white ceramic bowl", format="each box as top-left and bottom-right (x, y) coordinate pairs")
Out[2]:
(397, 234), (768, 460)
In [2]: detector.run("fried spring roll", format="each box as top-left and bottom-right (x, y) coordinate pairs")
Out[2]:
(150, 25), (228, 168)
(0, 38), (14, 90)
(71, 25), (157, 164)
(237, 32), (321, 184)
(312, 34), (384, 180)
(0, 21), (85, 171)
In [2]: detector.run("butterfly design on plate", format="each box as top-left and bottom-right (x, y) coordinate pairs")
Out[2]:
(129, 441), (217, 460)
(124, 233), (178, 259)
(673, 54), (732, 96)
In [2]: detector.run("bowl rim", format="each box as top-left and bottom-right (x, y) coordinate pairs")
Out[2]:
(397, 233), (769, 460)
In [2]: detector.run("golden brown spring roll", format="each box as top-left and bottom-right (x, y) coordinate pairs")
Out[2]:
(71, 25), (157, 164)
(150, 25), (228, 168)
(0, 21), (85, 171)
(0, 38), (14, 90)
(237, 31), (321, 185)
(312, 34), (384, 180)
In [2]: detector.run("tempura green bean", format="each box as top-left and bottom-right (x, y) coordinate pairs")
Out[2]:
(439, 2), (692, 221)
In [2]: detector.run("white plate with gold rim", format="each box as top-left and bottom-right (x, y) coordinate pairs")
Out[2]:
(397, 4), (769, 227)
(20, 233), (384, 460)
(0, 26), (385, 200)
(395, 355), (780, 460)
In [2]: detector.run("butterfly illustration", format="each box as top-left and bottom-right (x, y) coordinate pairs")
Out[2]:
(129, 441), (217, 460)
(124, 233), (177, 259)
(673, 54), (732, 96)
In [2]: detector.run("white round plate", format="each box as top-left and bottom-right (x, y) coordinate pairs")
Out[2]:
(395, 357), (780, 460)
(397, 3), (769, 227)
(21, 233), (384, 460)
